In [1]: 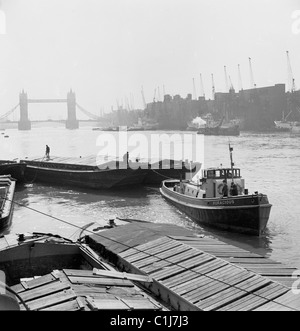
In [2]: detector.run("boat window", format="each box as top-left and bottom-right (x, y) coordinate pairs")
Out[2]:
(220, 170), (226, 178)
(207, 170), (215, 178)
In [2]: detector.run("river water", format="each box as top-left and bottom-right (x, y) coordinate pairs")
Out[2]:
(0, 123), (300, 270)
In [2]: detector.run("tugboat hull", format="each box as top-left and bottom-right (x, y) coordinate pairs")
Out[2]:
(160, 180), (272, 236)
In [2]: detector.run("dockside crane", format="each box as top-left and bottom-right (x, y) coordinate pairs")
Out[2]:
(141, 86), (147, 110)
(158, 87), (162, 102)
(193, 78), (198, 100)
(224, 66), (229, 92)
(248, 57), (256, 89)
(229, 76), (234, 92)
(200, 74), (205, 98)
(238, 64), (243, 91)
(212, 74), (216, 100)
(153, 88), (157, 103)
(287, 51), (296, 93)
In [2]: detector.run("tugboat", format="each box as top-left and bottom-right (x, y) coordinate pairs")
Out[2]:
(160, 145), (272, 236)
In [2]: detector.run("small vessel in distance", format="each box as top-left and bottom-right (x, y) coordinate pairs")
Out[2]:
(291, 122), (300, 134)
(197, 116), (240, 136)
(160, 145), (272, 236)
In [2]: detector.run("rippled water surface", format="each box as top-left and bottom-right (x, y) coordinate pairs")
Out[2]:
(1, 124), (300, 269)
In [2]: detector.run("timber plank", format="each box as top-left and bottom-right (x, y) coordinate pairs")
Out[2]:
(235, 296), (270, 312)
(63, 269), (95, 277)
(68, 276), (134, 287)
(237, 263), (294, 269)
(149, 266), (185, 281)
(41, 299), (81, 311)
(141, 261), (170, 274)
(206, 264), (242, 279)
(178, 254), (215, 270)
(191, 259), (228, 275)
(127, 252), (151, 263)
(127, 240), (180, 262)
(10, 283), (26, 294)
(162, 270), (198, 288)
(21, 274), (57, 290)
(120, 298), (162, 310)
(197, 287), (247, 311)
(173, 276), (214, 296)
(131, 242), (183, 265)
(225, 271), (257, 286)
(224, 258), (280, 265)
(92, 269), (152, 283)
(245, 268), (296, 276)
(155, 244), (191, 260)
(87, 298), (130, 310)
(217, 294), (266, 311)
(253, 283), (289, 298)
(185, 281), (231, 303)
(165, 249), (202, 264)
(26, 289), (77, 311)
(254, 302), (295, 311)
(119, 237), (168, 258)
(268, 277), (295, 288)
(20, 281), (70, 302)
(235, 275), (271, 292)
(132, 256), (161, 268)
(274, 291), (300, 310)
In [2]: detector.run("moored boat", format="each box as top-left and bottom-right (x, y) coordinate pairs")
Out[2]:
(160, 145), (272, 236)
(0, 231), (164, 311)
(0, 160), (26, 182)
(197, 117), (240, 136)
(291, 122), (300, 134)
(20, 156), (200, 190)
(0, 175), (16, 233)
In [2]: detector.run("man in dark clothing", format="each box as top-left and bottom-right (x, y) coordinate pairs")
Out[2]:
(222, 180), (228, 197)
(123, 151), (129, 166)
(230, 182), (239, 196)
(45, 145), (50, 159)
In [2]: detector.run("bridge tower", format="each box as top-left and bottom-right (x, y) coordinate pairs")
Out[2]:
(66, 89), (79, 129)
(18, 90), (31, 130)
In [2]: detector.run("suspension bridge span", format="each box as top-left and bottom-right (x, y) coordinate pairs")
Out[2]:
(0, 90), (108, 130)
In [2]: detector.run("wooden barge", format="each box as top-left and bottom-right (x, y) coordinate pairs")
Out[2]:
(20, 156), (200, 189)
(87, 222), (300, 311)
(0, 232), (165, 311)
(0, 176), (16, 233)
(0, 161), (26, 183)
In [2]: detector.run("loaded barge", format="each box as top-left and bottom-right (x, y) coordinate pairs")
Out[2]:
(20, 156), (200, 189)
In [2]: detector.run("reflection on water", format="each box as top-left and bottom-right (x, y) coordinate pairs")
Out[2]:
(0, 126), (299, 269)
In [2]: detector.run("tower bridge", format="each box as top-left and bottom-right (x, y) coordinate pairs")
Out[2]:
(1, 90), (108, 130)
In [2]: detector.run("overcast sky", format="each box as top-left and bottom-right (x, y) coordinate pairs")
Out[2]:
(0, 0), (299, 119)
